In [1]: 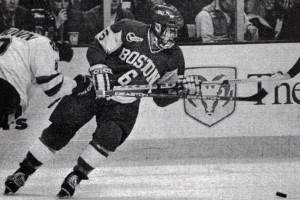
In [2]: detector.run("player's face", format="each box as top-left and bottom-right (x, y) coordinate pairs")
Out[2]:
(262, 0), (275, 10)
(2, 0), (19, 12)
(153, 22), (178, 49)
(52, 0), (70, 12)
(245, 0), (257, 14)
(111, 0), (121, 13)
(220, 0), (235, 14)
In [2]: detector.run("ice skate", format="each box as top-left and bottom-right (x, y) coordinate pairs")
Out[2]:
(4, 171), (28, 194)
(57, 171), (82, 198)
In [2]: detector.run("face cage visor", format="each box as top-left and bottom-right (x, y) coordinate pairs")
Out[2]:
(154, 22), (179, 49)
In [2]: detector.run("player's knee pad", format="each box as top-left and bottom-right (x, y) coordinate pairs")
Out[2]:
(92, 121), (123, 152)
(40, 123), (76, 151)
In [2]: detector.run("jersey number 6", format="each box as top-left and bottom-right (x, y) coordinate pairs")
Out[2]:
(118, 69), (138, 85)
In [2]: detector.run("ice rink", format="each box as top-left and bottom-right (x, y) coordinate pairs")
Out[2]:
(1, 94), (300, 200)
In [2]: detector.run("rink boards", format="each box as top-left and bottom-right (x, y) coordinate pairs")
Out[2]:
(8, 42), (300, 137)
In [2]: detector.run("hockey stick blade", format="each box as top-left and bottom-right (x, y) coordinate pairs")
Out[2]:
(286, 57), (300, 78)
(223, 58), (300, 83)
(106, 88), (268, 102)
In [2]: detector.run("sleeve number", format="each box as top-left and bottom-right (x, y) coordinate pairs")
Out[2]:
(98, 29), (110, 41)
(0, 38), (12, 56)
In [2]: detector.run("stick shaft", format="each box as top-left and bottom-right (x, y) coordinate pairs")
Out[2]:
(106, 89), (268, 102)
(113, 58), (300, 91)
(112, 74), (290, 91)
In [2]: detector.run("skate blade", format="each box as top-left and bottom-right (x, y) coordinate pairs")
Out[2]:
(4, 186), (12, 194)
(57, 188), (71, 198)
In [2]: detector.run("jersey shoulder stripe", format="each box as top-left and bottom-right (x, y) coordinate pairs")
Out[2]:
(36, 73), (64, 96)
(44, 80), (63, 96)
(36, 73), (61, 85)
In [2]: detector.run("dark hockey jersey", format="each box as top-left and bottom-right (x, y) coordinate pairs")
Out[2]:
(87, 19), (185, 103)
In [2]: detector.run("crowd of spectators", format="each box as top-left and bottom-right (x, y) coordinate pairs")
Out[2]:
(1, 0), (299, 45)
(0, 0), (30, 33)
(195, 0), (259, 42)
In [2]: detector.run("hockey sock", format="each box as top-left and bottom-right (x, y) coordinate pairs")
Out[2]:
(18, 152), (43, 176)
(77, 143), (110, 177)
(73, 157), (94, 180)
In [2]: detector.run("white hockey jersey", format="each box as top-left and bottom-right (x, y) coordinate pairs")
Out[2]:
(0, 28), (76, 117)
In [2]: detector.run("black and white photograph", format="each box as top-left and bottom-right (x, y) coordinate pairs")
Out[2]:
(0, 0), (300, 199)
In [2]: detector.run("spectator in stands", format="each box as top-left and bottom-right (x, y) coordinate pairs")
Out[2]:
(195, 0), (258, 42)
(131, 0), (153, 24)
(263, 0), (300, 41)
(84, 0), (134, 44)
(0, 0), (30, 32)
(47, 0), (87, 44)
(245, 0), (275, 40)
(69, 0), (98, 11)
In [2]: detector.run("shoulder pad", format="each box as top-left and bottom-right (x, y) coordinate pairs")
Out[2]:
(110, 19), (148, 35)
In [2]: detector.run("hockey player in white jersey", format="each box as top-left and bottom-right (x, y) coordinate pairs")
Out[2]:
(0, 10), (92, 128)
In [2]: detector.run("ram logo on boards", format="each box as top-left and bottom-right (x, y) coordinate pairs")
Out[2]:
(184, 67), (236, 127)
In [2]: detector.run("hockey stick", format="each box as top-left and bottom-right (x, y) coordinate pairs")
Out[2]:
(221, 57), (300, 84)
(113, 58), (300, 91)
(106, 88), (268, 102)
(47, 97), (62, 108)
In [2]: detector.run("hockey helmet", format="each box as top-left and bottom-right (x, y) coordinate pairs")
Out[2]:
(150, 4), (184, 49)
(29, 9), (73, 62)
(29, 9), (56, 39)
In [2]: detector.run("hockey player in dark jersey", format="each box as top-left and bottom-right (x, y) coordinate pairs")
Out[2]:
(4, 4), (201, 197)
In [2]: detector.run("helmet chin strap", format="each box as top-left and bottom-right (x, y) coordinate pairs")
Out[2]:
(159, 38), (174, 49)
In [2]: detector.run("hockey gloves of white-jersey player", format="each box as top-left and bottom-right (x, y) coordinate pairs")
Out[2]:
(56, 41), (74, 62)
(175, 75), (202, 95)
(89, 64), (113, 98)
(72, 74), (93, 96)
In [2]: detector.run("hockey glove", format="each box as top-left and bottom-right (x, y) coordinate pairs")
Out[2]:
(56, 41), (74, 62)
(173, 75), (202, 95)
(89, 64), (113, 98)
(72, 74), (93, 96)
